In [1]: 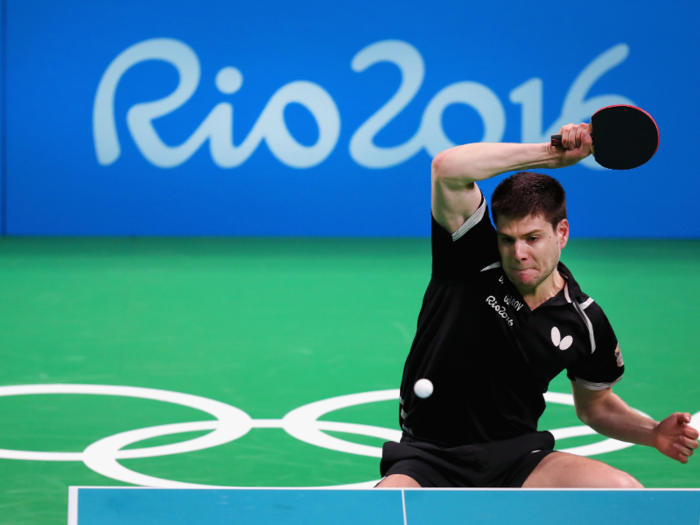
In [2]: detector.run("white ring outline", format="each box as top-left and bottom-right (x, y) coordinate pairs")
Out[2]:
(0, 384), (252, 461)
(0, 384), (683, 489)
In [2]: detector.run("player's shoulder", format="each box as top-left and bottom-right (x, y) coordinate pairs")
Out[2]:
(431, 195), (492, 241)
(431, 196), (499, 281)
(576, 295), (605, 318)
(558, 262), (618, 353)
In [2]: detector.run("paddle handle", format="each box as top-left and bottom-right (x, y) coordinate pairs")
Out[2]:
(551, 134), (595, 156)
(550, 134), (594, 146)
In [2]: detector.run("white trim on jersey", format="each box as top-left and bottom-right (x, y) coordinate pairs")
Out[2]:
(563, 283), (571, 303)
(574, 375), (622, 390)
(451, 199), (487, 242)
(480, 261), (502, 272)
(580, 297), (594, 310)
(573, 300), (597, 354)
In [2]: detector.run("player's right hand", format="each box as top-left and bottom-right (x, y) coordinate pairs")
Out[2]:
(551, 122), (593, 168)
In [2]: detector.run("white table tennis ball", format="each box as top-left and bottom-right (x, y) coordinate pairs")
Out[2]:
(414, 378), (433, 399)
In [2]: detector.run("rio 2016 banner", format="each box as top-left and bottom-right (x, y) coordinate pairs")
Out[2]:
(2, 0), (698, 237)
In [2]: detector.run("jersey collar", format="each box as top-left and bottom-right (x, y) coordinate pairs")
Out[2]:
(538, 262), (584, 308)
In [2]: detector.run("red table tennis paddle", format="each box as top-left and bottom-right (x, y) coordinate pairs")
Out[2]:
(551, 105), (659, 170)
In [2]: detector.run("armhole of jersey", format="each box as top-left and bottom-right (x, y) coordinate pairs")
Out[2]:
(573, 375), (622, 391)
(451, 197), (486, 242)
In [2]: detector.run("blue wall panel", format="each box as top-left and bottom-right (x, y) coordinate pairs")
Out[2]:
(4, 0), (699, 236)
(1, 0), (5, 234)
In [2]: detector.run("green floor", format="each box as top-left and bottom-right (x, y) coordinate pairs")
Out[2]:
(1, 237), (699, 525)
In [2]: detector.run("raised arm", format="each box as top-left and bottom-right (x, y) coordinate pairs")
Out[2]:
(431, 123), (592, 233)
(572, 379), (700, 464)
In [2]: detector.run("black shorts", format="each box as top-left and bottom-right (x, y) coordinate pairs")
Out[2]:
(380, 431), (555, 488)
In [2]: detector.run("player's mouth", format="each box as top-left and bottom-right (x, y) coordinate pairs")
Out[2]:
(511, 267), (536, 275)
(508, 268), (538, 281)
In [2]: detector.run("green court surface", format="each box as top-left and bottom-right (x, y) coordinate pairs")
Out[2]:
(1, 237), (699, 525)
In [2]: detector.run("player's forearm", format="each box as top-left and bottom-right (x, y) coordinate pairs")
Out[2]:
(578, 391), (657, 447)
(431, 142), (559, 186)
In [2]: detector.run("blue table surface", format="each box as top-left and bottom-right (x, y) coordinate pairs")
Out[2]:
(71, 488), (700, 525)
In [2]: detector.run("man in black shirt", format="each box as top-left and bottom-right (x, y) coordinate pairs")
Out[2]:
(377, 122), (699, 488)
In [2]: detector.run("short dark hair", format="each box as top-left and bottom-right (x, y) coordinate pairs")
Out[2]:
(491, 171), (567, 228)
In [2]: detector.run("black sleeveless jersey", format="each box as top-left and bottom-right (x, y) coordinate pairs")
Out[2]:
(398, 199), (623, 446)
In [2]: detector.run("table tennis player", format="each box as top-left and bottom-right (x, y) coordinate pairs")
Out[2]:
(376, 122), (699, 488)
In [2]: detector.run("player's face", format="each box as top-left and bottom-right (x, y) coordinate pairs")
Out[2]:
(495, 214), (569, 294)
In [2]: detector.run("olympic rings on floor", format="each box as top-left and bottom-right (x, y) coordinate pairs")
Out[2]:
(0, 384), (678, 489)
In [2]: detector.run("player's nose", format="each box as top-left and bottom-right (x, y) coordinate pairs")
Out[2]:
(514, 241), (528, 260)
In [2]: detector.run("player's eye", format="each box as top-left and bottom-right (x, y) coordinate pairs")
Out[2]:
(527, 236), (539, 242)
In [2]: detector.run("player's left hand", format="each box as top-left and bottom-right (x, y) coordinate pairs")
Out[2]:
(652, 413), (699, 464)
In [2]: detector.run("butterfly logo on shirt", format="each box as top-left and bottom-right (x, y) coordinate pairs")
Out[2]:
(551, 327), (573, 350)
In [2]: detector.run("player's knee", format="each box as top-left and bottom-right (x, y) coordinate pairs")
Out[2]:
(375, 474), (421, 488)
(608, 470), (643, 489)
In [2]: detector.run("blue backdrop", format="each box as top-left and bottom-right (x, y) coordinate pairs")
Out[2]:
(2, 0), (698, 237)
